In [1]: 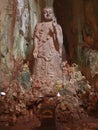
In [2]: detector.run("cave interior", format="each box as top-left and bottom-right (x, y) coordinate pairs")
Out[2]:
(0, 0), (98, 130)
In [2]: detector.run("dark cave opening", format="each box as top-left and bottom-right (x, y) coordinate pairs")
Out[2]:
(53, 0), (73, 62)
(53, 0), (78, 63)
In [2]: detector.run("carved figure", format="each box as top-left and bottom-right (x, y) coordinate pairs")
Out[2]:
(32, 7), (63, 82)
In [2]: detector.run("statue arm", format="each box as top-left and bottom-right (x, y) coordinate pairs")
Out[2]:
(53, 23), (63, 56)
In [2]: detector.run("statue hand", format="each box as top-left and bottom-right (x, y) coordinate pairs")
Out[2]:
(52, 21), (58, 34)
(52, 21), (57, 28)
(59, 48), (62, 57)
(52, 16), (57, 26)
(33, 51), (38, 59)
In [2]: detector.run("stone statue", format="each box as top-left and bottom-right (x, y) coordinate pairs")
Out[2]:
(32, 7), (63, 89)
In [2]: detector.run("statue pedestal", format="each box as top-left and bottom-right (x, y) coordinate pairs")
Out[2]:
(32, 80), (59, 97)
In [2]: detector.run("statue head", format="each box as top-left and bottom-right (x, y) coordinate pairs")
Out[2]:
(43, 7), (54, 21)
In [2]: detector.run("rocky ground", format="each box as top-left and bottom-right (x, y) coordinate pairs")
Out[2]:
(0, 61), (98, 130)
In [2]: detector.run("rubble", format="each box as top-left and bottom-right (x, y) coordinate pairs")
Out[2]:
(0, 59), (98, 129)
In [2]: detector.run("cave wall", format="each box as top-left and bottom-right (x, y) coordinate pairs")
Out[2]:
(54, 0), (98, 58)
(54, 0), (84, 63)
(54, 0), (98, 81)
(0, 0), (50, 69)
(0, 0), (54, 69)
(0, 0), (98, 81)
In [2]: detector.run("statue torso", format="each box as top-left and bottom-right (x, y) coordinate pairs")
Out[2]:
(35, 22), (58, 60)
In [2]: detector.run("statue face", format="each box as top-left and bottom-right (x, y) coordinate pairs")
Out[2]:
(43, 8), (54, 21)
